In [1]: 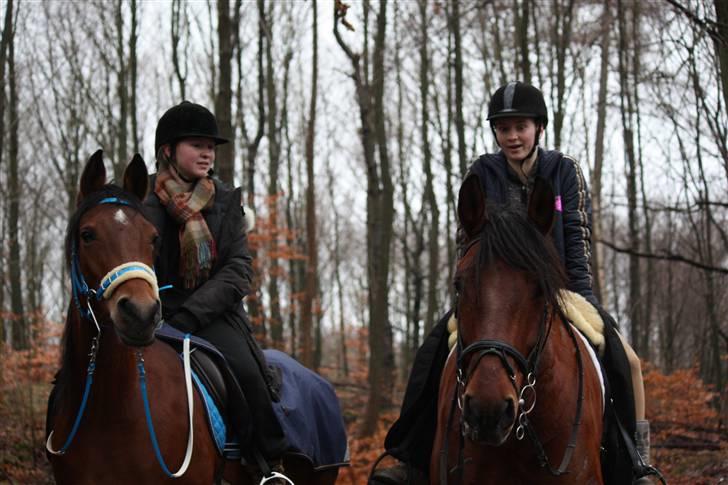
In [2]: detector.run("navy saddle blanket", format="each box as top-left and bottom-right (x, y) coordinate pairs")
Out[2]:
(264, 349), (349, 468)
(155, 325), (349, 469)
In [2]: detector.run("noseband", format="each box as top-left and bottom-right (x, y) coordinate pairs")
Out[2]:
(440, 237), (586, 484)
(455, 305), (550, 440)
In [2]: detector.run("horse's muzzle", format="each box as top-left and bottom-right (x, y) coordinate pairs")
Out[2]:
(461, 395), (516, 445)
(114, 296), (161, 347)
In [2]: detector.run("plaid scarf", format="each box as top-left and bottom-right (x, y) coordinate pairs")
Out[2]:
(155, 164), (216, 288)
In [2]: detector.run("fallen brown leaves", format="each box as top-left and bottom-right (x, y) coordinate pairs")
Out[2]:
(644, 363), (727, 484)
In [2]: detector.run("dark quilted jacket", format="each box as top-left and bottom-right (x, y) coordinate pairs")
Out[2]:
(466, 148), (596, 306)
(143, 175), (254, 332)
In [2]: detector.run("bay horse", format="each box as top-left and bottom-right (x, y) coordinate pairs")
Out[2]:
(431, 174), (603, 484)
(46, 151), (342, 484)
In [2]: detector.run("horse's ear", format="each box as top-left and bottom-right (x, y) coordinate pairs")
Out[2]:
(458, 173), (488, 239)
(78, 150), (107, 206)
(123, 154), (149, 201)
(528, 176), (555, 236)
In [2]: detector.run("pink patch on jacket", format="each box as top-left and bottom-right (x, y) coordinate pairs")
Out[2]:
(554, 196), (563, 212)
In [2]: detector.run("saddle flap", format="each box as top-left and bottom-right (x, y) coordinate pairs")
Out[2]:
(155, 324), (253, 445)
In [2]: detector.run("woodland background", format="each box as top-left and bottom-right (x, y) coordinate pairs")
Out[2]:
(0, 0), (725, 483)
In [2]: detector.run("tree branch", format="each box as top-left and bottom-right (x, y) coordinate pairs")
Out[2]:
(662, 0), (727, 45)
(598, 239), (728, 274)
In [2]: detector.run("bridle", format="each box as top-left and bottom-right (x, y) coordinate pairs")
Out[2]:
(439, 236), (586, 484)
(47, 196), (196, 479)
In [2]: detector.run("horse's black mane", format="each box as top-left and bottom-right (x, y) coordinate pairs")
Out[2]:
(472, 203), (566, 311)
(53, 184), (148, 417)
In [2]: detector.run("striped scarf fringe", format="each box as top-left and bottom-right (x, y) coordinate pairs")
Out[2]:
(155, 165), (217, 289)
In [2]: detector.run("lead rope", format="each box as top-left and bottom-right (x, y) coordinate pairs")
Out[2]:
(138, 334), (194, 478)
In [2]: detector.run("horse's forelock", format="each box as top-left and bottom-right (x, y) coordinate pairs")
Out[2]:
(64, 184), (147, 270)
(474, 205), (566, 310)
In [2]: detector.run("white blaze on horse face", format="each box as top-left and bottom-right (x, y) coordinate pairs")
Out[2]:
(114, 208), (129, 226)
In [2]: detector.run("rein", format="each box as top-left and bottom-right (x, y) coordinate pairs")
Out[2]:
(439, 237), (586, 484)
(48, 196), (195, 479)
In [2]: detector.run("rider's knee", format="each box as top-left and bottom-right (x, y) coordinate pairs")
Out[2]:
(617, 332), (643, 377)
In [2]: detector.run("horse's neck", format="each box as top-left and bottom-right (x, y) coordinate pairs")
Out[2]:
(529, 314), (580, 432)
(65, 310), (139, 398)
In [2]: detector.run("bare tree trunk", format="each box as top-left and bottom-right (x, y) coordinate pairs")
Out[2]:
(0, 0), (11, 168)
(7, 6), (26, 349)
(365, 0), (395, 436)
(688, 43), (724, 403)
(450, 0), (467, 176)
(215, 0), (235, 184)
(241, 0), (267, 332)
(418, 0), (439, 335)
(515, 0), (531, 83)
(660, 212), (678, 373)
(283, 87), (300, 356)
(115, 0), (128, 179)
(130, 0), (139, 154)
(591, 1), (611, 305)
(264, 0), (286, 348)
(393, 1), (419, 372)
(617, 0), (642, 352)
(0, 0), (12, 346)
(551, 0), (575, 149)
(334, 0), (394, 437)
(171, 0), (188, 99)
(632, 2), (653, 357)
(444, 13), (456, 304)
(300, 0), (319, 368)
(715, 0), (728, 125)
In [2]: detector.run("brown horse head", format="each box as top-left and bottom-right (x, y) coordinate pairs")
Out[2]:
(454, 174), (564, 446)
(70, 150), (160, 347)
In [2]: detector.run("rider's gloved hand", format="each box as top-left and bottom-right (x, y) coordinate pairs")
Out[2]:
(167, 310), (199, 335)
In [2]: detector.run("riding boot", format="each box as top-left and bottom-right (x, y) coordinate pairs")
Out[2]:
(633, 420), (653, 484)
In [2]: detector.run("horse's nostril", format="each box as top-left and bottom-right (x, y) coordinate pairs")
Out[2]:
(118, 297), (131, 311)
(503, 398), (515, 421)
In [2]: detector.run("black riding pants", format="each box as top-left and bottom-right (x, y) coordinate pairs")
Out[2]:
(384, 310), (452, 475)
(196, 320), (288, 461)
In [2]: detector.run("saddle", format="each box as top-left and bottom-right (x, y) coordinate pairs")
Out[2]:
(155, 323), (254, 456)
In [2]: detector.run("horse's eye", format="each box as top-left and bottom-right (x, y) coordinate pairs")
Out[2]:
(151, 234), (159, 247)
(453, 277), (463, 295)
(80, 229), (95, 243)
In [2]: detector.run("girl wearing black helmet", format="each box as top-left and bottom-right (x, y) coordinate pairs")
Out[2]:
(144, 101), (288, 482)
(370, 83), (656, 485)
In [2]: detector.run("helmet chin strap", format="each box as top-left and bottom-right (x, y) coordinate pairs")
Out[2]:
(520, 131), (541, 165)
(517, 123), (544, 178)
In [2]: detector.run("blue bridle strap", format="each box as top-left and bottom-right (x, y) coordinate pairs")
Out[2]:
(71, 197), (133, 319)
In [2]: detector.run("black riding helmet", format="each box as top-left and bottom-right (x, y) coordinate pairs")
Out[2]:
(487, 81), (548, 127)
(154, 101), (228, 154)
(487, 82), (548, 162)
